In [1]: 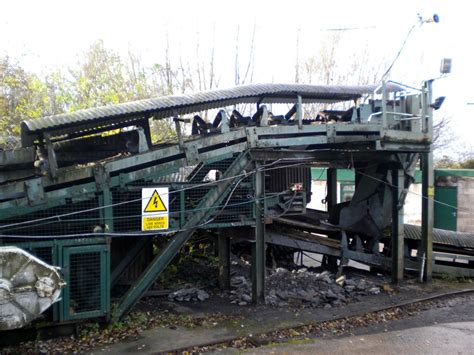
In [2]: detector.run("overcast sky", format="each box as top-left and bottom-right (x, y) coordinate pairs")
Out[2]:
(2, 0), (473, 155)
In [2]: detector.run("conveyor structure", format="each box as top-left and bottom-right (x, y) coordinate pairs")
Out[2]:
(1, 81), (466, 330)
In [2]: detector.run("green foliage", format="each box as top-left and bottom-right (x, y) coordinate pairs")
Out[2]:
(0, 40), (184, 148)
(435, 155), (459, 169)
(460, 159), (474, 169)
(435, 155), (474, 169)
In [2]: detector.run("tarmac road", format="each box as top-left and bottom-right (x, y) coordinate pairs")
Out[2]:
(249, 322), (474, 354)
(247, 294), (474, 354)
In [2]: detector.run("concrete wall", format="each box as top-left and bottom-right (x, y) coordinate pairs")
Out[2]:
(457, 177), (474, 233)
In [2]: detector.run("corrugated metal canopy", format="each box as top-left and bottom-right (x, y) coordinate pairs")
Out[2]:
(21, 83), (403, 146)
(404, 224), (474, 249)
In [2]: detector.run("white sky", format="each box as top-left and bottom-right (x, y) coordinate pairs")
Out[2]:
(2, 0), (474, 156)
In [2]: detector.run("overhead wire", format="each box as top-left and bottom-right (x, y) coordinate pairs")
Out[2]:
(0, 159), (307, 231)
(0, 193), (287, 239)
(0, 192), (288, 234)
(349, 159), (458, 211)
(0, 161), (311, 237)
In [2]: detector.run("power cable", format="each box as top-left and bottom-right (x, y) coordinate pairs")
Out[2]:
(0, 162), (310, 237)
(0, 160), (307, 231)
(347, 156), (458, 211)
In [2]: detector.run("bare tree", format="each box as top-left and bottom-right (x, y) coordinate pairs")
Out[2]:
(432, 115), (452, 151)
(234, 25), (240, 86)
(295, 28), (301, 83)
(241, 22), (257, 85)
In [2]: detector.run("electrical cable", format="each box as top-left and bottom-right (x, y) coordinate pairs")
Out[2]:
(0, 161), (311, 237)
(352, 165), (458, 211)
(381, 22), (418, 81)
(0, 191), (288, 234)
(0, 160), (308, 231)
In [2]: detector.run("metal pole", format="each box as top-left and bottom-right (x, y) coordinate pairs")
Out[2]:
(101, 188), (114, 232)
(326, 168), (337, 212)
(297, 95), (303, 129)
(174, 116), (184, 148)
(218, 231), (231, 290)
(421, 152), (434, 281)
(252, 161), (265, 304)
(381, 81), (388, 129)
(392, 168), (404, 283)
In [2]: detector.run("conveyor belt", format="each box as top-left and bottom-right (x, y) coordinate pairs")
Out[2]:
(20, 83), (402, 146)
(404, 224), (474, 250)
(273, 210), (474, 251)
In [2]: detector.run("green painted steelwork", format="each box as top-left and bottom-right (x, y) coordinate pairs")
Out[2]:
(113, 152), (252, 319)
(392, 169), (405, 283)
(7, 237), (109, 322)
(435, 169), (474, 178)
(311, 167), (422, 183)
(0, 81), (437, 327)
(252, 162), (265, 304)
(62, 244), (110, 321)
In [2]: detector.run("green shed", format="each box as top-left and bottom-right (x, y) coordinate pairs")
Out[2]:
(434, 169), (474, 232)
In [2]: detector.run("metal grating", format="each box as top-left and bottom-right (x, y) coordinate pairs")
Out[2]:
(0, 197), (100, 239)
(69, 252), (101, 314)
(30, 246), (54, 265)
(112, 188), (142, 232)
(266, 166), (312, 203)
(111, 154), (254, 232)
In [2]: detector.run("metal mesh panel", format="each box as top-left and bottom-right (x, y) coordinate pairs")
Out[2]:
(205, 180), (254, 226)
(112, 189), (142, 232)
(69, 252), (101, 314)
(30, 246), (54, 265)
(185, 154), (254, 226)
(111, 154), (253, 232)
(0, 197), (100, 239)
(266, 166), (312, 203)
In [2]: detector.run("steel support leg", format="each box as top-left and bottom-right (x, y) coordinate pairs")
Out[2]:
(252, 162), (265, 304)
(218, 232), (231, 290)
(392, 168), (404, 284)
(324, 167), (338, 269)
(421, 152), (434, 282)
(326, 168), (337, 211)
(113, 153), (251, 319)
(101, 188), (114, 232)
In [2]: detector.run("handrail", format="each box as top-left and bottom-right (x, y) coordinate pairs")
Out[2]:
(368, 111), (427, 122)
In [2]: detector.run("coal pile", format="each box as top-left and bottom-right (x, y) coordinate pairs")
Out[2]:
(168, 287), (210, 302)
(229, 267), (382, 308)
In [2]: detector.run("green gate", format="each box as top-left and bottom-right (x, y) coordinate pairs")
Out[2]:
(61, 244), (110, 321)
(5, 238), (110, 322)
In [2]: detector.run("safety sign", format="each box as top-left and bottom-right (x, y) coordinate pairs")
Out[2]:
(141, 187), (169, 231)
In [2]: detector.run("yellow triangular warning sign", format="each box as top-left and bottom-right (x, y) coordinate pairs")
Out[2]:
(144, 190), (167, 212)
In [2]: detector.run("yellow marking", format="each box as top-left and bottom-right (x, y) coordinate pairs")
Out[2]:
(428, 186), (435, 197)
(142, 216), (169, 230)
(144, 190), (167, 212)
